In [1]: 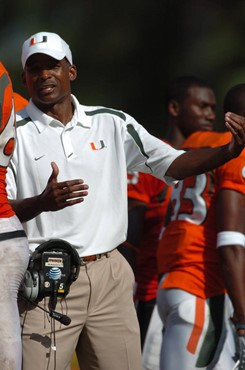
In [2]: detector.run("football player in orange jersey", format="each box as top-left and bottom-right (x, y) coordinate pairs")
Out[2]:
(0, 62), (29, 369)
(119, 76), (217, 354)
(157, 84), (245, 370)
(218, 85), (245, 370)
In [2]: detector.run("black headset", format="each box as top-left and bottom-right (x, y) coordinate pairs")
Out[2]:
(22, 239), (80, 302)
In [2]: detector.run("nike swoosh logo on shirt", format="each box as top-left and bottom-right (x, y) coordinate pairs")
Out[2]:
(34, 155), (45, 161)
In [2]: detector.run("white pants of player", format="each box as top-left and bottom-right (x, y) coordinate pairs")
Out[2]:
(142, 304), (162, 370)
(0, 215), (29, 370)
(156, 277), (236, 370)
(142, 303), (236, 370)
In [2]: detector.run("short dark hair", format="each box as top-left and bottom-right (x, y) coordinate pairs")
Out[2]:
(165, 76), (212, 108)
(223, 83), (245, 116)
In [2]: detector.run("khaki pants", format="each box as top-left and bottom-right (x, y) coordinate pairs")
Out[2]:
(20, 249), (142, 370)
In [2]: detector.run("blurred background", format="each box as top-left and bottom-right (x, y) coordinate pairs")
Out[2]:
(2, 2), (245, 369)
(1, 0), (245, 136)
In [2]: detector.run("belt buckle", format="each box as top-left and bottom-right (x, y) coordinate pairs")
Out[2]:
(80, 254), (98, 266)
(80, 257), (87, 266)
(80, 256), (91, 266)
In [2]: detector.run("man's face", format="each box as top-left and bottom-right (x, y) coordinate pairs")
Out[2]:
(22, 53), (76, 110)
(178, 86), (216, 138)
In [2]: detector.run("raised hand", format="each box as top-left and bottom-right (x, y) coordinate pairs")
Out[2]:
(40, 161), (89, 211)
(225, 112), (245, 157)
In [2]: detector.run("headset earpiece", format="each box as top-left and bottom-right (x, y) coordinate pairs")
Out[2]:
(22, 269), (39, 301)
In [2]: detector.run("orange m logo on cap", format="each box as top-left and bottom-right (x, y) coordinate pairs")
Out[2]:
(90, 140), (106, 150)
(30, 36), (48, 46)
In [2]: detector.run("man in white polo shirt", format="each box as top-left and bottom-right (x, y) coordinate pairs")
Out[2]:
(6, 31), (245, 370)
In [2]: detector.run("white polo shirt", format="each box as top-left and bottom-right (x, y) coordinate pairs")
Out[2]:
(6, 95), (184, 256)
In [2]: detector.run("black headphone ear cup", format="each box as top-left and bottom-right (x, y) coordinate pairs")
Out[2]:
(64, 244), (80, 281)
(66, 249), (80, 283)
(37, 271), (45, 301)
(31, 271), (40, 301)
(22, 270), (39, 301)
(69, 253), (80, 282)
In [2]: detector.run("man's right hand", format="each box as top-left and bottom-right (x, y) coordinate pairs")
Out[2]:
(40, 161), (89, 212)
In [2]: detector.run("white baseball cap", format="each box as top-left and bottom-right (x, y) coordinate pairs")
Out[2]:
(21, 31), (73, 68)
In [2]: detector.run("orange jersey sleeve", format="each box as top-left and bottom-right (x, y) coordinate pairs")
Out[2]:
(127, 171), (172, 301)
(128, 171), (168, 205)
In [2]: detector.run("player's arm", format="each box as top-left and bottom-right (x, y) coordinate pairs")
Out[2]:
(9, 161), (89, 222)
(118, 198), (147, 270)
(217, 189), (245, 335)
(166, 112), (245, 180)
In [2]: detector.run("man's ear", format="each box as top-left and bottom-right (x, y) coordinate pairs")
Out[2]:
(69, 65), (77, 81)
(21, 71), (26, 86)
(168, 100), (180, 118)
